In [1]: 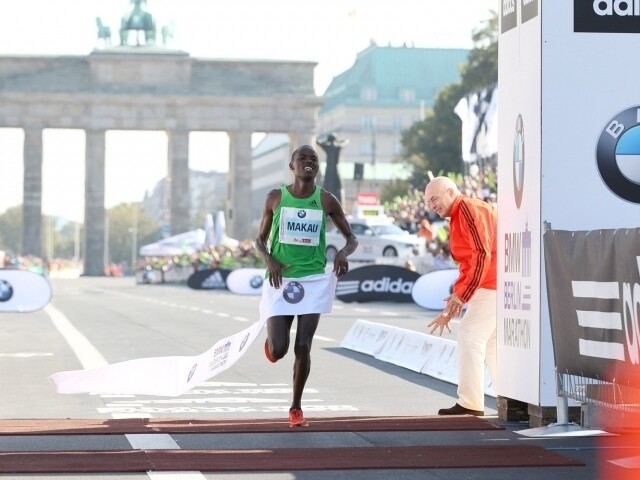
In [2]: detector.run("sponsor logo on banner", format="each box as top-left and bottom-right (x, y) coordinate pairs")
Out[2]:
(0, 280), (13, 302)
(575, 0), (640, 33)
(336, 265), (420, 303)
(544, 229), (640, 386)
(283, 281), (305, 304)
(513, 115), (525, 209)
(501, 0), (519, 33)
(250, 275), (264, 289)
(187, 268), (231, 290)
(500, 0), (538, 33)
(596, 106), (640, 204)
(521, 0), (539, 24)
(503, 223), (533, 350)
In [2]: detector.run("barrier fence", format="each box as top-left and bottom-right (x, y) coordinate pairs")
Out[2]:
(544, 228), (640, 419)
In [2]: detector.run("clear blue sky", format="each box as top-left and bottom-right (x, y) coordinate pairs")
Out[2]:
(0, 0), (496, 222)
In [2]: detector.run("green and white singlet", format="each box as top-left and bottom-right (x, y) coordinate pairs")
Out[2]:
(269, 186), (327, 278)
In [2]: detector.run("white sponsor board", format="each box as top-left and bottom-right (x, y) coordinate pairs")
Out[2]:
(0, 269), (52, 312)
(342, 320), (494, 397)
(498, 0), (640, 407)
(498, 0), (544, 405)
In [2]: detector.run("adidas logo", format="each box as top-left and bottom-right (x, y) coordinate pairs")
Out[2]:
(202, 271), (227, 289)
(309, 200), (319, 207)
(594, 0), (640, 16)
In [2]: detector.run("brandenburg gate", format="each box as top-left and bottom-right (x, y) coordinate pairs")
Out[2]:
(0, 49), (321, 275)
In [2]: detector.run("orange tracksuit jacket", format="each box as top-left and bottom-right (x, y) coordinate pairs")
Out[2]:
(448, 196), (497, 303)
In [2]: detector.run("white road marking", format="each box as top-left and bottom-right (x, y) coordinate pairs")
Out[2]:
(45, 304), (107, 369)
(46, 304), (206, 480)
(126, 434), (180, 450)
(290, 329), (335, 342)
(0, 352), (53, 358)
(313, 334), (336, 342)
(147, 474), (210, 480)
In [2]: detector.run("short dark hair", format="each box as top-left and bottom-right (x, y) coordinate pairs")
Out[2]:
(291, 145), (315, 162)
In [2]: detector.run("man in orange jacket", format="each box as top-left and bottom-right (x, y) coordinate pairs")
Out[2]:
(424, 176), (497, 416)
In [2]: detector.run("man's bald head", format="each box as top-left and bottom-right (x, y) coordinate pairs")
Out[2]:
(424, 176), (460, 218)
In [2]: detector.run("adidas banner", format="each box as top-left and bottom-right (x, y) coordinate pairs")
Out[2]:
(187, 268), (231, 290)
(336, 265), (420, 303)
(49, 273), (337, 396)
(544, 228), (640, 386)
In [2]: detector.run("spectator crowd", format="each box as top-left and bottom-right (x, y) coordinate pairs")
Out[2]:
(2, 166), (497, 280)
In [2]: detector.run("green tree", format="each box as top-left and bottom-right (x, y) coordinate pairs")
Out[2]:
(0, 205), (22, 254)
(54, 221), (82, 259)
(106, 203), (160, 265)
(399, 11), (498, 187)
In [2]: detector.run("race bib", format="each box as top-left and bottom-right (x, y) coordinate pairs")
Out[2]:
(279, 207), (322, 246)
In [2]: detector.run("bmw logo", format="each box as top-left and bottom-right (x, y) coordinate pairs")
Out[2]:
(283, 281), (305, 304)
(513, 115), (525, 209)
(250, 275), (264, 289)
(596, 106), (640, 204)
(297, 210), (307, 218)
(0, 280), (13, 302)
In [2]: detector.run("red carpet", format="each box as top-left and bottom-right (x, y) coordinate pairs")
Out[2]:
(0, 445), (583, 473)
(0, 415), (503, 435)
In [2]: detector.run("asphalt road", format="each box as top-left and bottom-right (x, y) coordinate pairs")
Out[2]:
(0, 276), (484, 420)
(4, 277), (591, 480)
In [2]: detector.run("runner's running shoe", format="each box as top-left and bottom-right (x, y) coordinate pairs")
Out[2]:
(264, 339), (276, 363)
(289, 408), (308, 427)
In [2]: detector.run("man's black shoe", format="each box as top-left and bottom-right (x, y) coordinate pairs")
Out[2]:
(438, 403), (484, 416)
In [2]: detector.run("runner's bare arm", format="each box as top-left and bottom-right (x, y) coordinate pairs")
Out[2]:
(256, 189), (286, 288)
(321, 190), (358, 277)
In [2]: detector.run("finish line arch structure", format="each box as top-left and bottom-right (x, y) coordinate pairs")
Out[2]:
(0, 48), (321, 275)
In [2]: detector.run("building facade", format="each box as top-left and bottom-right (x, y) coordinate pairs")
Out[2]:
(317, 43), (469, 210)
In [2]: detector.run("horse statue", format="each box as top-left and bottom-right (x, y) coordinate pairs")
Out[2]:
(161, 21), (175, 47)
(119, 0), (156, 46)
(95, 17), (112, 48)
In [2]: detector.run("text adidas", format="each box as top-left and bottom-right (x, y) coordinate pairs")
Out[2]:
(594, 0), (640, 16)
(360, 277), (414, 294)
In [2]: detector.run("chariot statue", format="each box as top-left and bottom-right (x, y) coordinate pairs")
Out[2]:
(119, 0), (156, 46)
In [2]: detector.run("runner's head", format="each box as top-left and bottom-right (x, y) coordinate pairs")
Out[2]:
(290, 145), (319, 179)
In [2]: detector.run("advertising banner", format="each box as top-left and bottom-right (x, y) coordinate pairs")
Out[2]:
(187, 268), (231, 290)
(336, 265), (420, 303)
(544, 229), (640, 386)
(497, 0), (640, 408)
(497, 0), (544, 405)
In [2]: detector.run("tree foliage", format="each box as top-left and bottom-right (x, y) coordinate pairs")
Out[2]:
(398, 11), (498, 189)
(106, 203), (160, 265)
(0, 205), (22, 254)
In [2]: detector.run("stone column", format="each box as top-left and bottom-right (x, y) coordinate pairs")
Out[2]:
(228, 130), (252, 240)
(22, 128), (43, 257)
(84, 129), (106, 276)
(289, 132), (316, 152)
(167, 129), (190, 235)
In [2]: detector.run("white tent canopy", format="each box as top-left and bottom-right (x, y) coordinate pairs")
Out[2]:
(139, 229), (205, 257)
(138, 210), (239, 257)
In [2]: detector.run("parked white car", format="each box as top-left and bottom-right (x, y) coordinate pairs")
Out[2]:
(325, 220), (421, 262)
